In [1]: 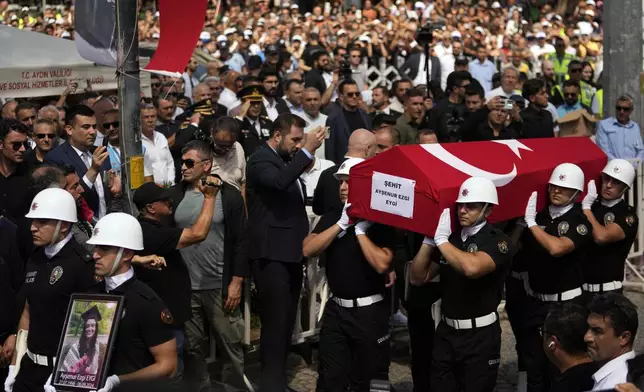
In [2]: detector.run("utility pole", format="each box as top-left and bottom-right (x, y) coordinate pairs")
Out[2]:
(603, 0), (642, 124)
(115, 0), (143, 215)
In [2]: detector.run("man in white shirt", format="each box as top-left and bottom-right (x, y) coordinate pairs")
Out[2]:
(182, 57), (200, 99)
(530, 32), (556, 60)
(301, 88), (328, 160)
(486, 67), (520, 100)
(220, 70), (241, 111)
(439, 39), (463, 92)
(140, 105), (175, 185)
(585, 293), (639, 391)
(300, 153), (334, 198)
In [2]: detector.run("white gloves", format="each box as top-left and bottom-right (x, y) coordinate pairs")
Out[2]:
(355, 220), (373, 236)
(524, 191), (538, 228)
(434, 208), (452, 246)
(4, 365), (16, 392)
(582, 180), (598, 210)
(336, 202), (353, 231)
(93, 375), (120, 392)
(422, 237), (436, 247)
(44, 373), (56, 392)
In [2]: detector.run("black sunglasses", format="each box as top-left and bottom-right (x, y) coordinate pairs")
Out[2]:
(616, 105), (633, 112)
(10, 141), (29, 151)
(35, 133), (56, 139)
(103, 121), (120, 129)
(181, 158), (208, 169)
(346, 92), (360, 97)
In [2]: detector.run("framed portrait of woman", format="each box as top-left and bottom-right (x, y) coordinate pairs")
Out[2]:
(52, 294), (124, 392)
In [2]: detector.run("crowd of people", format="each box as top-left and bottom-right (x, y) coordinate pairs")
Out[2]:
(1, 0), (644, 392)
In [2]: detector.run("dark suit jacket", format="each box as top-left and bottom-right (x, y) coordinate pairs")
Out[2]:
(304, 68), (327, 96)
(312, 161), (343, 216)
(325, 108), (372, 164)
(273, 97), (291, 117)
(45, 142), (111, 216)
(246, 143), (312, 263)
(399, 53), (441, 85)
(237, 116), (274, 158)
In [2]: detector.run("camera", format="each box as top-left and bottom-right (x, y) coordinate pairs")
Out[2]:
(338, 53), (353, 80)
(415, 21), (445, 46)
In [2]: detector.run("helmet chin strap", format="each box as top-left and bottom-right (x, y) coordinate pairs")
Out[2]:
(50, 221), (62, 246)
(108, 248), (125, 277)
(474, 203), (489, 225)
(563, 190), (579, 206)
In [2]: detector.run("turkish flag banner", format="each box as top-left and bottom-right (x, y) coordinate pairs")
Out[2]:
(348, 138), (607, 237)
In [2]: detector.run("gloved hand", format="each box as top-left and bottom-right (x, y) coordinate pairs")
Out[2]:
(355, 220), (373, 236)
(582, 180), (598, 210)
(4, 365), (17, 392)
(93, 375), (120, 392)
(336, 202), (353, 231)
(524, 191), (538, 228)
(422, 237), (436, 247)
(44, 373), (56, 392)
(434, 208), (452, 246)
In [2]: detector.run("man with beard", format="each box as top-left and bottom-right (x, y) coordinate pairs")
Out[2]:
(246, 113), (325, 392)
(304, 51), (332, 97)
(542, 60), (564, 107)
(428, 71), (470, 142)
(389, 79), (412, 114)
(235, 86), (274, 158)
(520, 78), (555, 138)
(557, 80), (592, 118)
(370, 87), (401, 121)
(260, 68), (290, 121)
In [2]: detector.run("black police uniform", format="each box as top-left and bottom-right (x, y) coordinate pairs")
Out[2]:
(236, 115), (273, 158)
(92, 275), (175, 375)
(0, 218), (23, 384)
(431, 223), (513, 392)
(14, 236), (95, 392)
(521, 204), (592, 392)
(312, 209), (396, 392)
(583, 199), (638, 297)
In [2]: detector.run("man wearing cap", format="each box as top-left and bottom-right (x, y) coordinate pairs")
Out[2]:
(530, 32), (555, 62)
(82, 213), (177, 390)
(235, 85), (274, 158)
(131, 178), (221, 376)
(581, 159), (638, 299)
(410, 177), (514, 392)
(303, 158), (396, 392)
(6, 189), (95, 392)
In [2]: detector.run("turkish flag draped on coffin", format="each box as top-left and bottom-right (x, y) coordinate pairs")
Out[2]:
(347, 138), (607, 237)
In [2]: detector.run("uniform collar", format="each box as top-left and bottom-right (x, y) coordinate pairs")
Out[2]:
(105, 267), (134, 293)
(549, 204), (573, 219)
(44, 232), (73, 259)
(461, 221), (487, 242)
(601, 196), (624, 208)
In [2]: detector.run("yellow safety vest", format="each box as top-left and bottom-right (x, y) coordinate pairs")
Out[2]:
(554, 81), (595, 108)
(546, 53), (575, 85)
(595, 89), (603, 117)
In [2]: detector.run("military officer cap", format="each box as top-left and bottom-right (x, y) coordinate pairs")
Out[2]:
(237, 85), (266, 102)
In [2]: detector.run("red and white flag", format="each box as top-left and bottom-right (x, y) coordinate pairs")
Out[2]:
(348, 138), (607, 236)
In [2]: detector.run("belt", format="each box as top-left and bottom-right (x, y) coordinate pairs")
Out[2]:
(442, 312), (498, 330)
(332, 294), (384, 308)
(583, 281), (623, 293)
(26, 349), (53, 367)
(532, 287), (582, 302)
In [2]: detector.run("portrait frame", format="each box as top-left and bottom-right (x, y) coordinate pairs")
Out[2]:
(52, 294), (124, 392)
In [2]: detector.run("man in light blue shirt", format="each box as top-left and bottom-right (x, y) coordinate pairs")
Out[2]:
(596, 95), (644, 162)
(556, 80), (590, 118)
(469, 47), (497, 93)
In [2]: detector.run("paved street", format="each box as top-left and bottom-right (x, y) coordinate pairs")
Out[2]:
(278, 290), (644, 392)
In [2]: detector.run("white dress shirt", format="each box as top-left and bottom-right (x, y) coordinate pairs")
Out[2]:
(44, 232), (73, 259)
(70, 144), (107, 219)
(263, 97), (280, 121)
(141, 130), (175, 185)
(300, 157), (335, 197)
(439, 53), (455, 91)
(105, 267), (134, 293)
(301, 111), (328, 160)
(219, 87), (240, 110)
(592, 351), (636, 390)
(285, 99), (305, 117)
(413, 53), (432, 87)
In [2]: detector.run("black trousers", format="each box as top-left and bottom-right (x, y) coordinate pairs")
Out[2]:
(430, 321), (502, 392)
(406, 284), (440, 392)
(505, 275), (529, 373)
(13, 355), (53, 392)
(253, 259), (303, 392)
(317, 300), (390, 392)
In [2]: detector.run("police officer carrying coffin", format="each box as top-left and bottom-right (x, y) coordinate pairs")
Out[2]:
(5, 189), (95, 392)
(302, 158), (396, 392)
(581, 159), (638, 298)
(410, 177), (514, 392)
(519, 163), (593, 392)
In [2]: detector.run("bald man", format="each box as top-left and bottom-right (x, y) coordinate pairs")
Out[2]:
(92, 97), (116, 147)
(219, 71), (241, 110)
(312, 129), (376, 215)
(2, 101), (17, 120)
(193, 83), (228, 118)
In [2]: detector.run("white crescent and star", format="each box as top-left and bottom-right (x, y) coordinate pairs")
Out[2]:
(421, 140), (533, 187)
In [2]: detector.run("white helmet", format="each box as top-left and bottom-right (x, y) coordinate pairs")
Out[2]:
(25, 188), (77, 223)
(455, 177), (499, 205)
(548, 163), (585, 191)
(334, 157), (365, 179)
(86, 213), (144, 251)
(602, 159), (635, 188)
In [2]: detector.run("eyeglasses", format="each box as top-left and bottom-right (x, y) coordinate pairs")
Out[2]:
(103, 121), (120, 129)
(35, 133), (56, 139)
(538, 326), (550, 337)
(345, 92), (361, 97)
(10, 141), (29, 151)
(181, 158), (207, 168)
(616, 105), (633, 112)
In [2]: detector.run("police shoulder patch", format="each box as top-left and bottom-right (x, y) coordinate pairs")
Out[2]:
(576, 224), (588, 235)
(161, 309), (174, 325)
(497, 240), (509, 254)
(626, 215), (636, 226)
